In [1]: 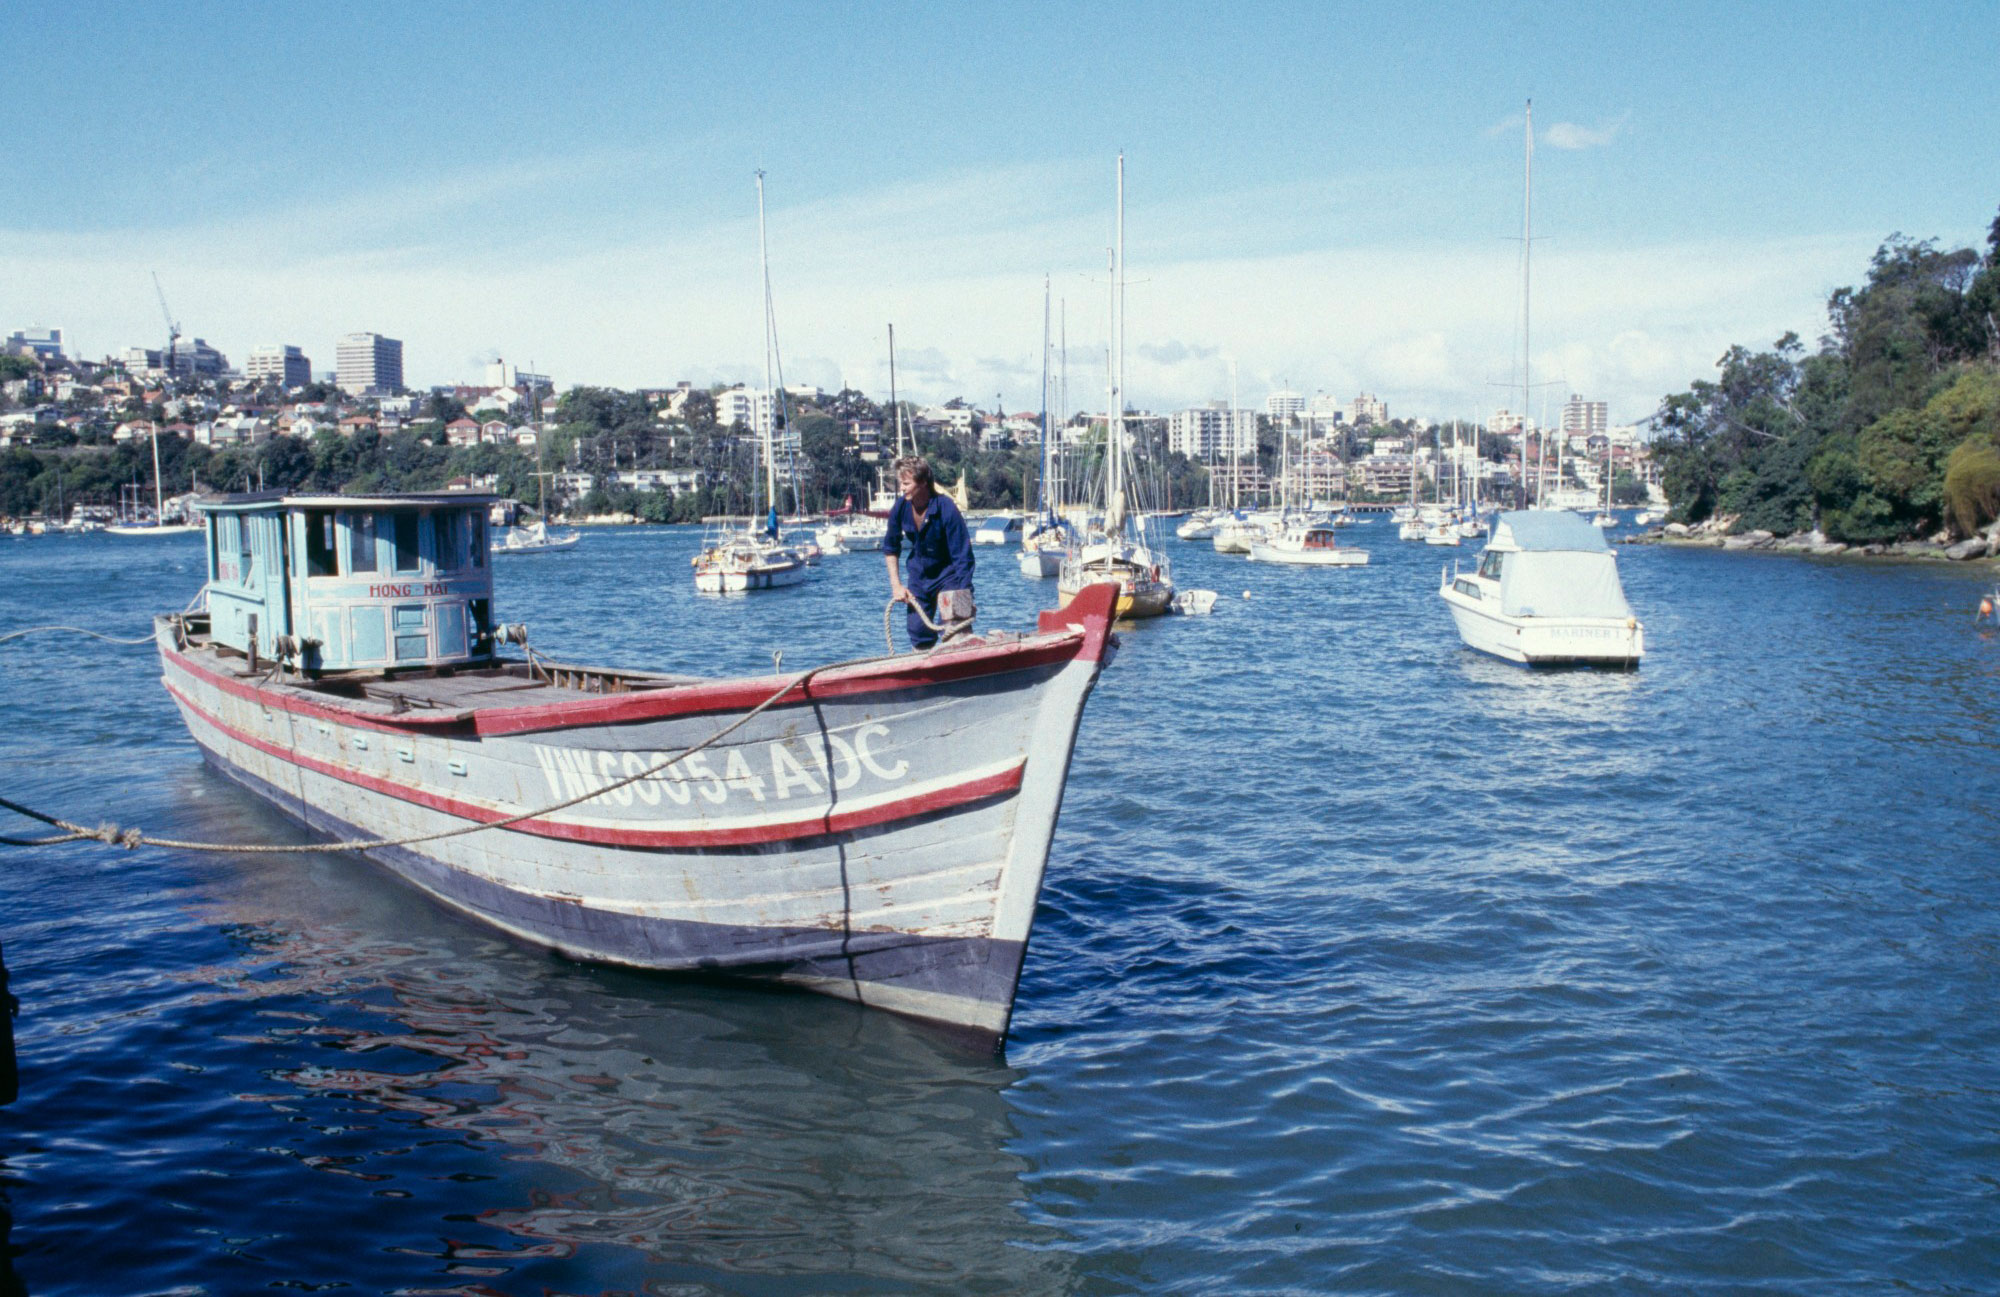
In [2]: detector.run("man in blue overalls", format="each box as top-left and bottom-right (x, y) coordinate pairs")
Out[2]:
(881, 455), (975, 649)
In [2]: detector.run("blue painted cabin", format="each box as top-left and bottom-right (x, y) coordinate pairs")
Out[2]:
(197, 492), (499, 673)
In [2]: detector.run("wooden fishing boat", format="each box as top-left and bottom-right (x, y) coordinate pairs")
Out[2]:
(158, 491), (1120, 1045)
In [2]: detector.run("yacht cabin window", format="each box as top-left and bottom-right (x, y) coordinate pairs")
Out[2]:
(1479, 550), (1505, 581)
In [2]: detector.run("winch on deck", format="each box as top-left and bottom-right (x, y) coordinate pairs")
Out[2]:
(196, 491), (502, 674)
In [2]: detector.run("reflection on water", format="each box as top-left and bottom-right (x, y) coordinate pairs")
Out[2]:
(169, 823), (1072, 1292)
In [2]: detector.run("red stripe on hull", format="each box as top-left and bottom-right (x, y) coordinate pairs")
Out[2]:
(157, 605), (1108, 738)
(164, 676), (1023, 849)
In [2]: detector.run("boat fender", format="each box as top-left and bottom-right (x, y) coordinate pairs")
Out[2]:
(1981, 597), (1994, 622)
(499, 623), (530, 646)
(0, 938), (16, 1106)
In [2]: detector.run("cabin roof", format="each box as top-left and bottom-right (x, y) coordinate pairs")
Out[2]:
(1493, 509), (1611, 553)
(195, 490), (500, 513)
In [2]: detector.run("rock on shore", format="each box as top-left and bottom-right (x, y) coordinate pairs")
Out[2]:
(1645, 515), (2000, 562)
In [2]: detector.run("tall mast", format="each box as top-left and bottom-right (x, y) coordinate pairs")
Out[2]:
(1058, 300), (1067, 517)
(1521, 99), (1533, 507)
(756, 170), (775, 519)
(149, 426), (165, 524)
(1229, 358), (1239, 510)
(1107, 153), (1125, 529)
(1040, 275), (1052, 516)
(887, 322), (907, 458)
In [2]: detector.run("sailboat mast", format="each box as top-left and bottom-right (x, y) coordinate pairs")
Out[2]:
(756, 170), (776, 520)
(1040, 276), (1052, 516)
(1521, 99), (1534, 507)
(1058, 300), (1067, 516)
(149, 426), (165, 524)
(1230, 358), (1240, 511)
(888, 322), (909, 460)
(1107, 153), (1125, 525)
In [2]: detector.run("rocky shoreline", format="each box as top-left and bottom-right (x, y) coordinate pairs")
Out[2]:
(1631, 517), (2000, 564)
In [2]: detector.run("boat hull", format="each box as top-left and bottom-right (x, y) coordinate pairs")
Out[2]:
(694, 560), (809, 592)
(1248, 543), (1368, 566)
(1018, 547), (1063, 578)
(154, 586), (1120, 1043)
(1438, 581), (1643, 666)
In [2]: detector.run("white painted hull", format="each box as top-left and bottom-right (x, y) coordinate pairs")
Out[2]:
(1019, 547), (1063, 578)
(694, 560), (809, 593)
(154, 585), (1123, 1043)
(1438, 580), (1643, 666)
(1248, 543), (1369, 566)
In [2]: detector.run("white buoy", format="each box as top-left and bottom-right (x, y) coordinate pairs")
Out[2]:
(1243, 590), (1252, 599)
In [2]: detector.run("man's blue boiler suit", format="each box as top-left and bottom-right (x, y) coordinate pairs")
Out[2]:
(881, 493), (975, 649)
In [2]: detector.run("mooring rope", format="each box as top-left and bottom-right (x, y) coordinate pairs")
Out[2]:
(0, 625), (157, 647)
(0, 645), (904, 857)
(883, 596), (944, 653)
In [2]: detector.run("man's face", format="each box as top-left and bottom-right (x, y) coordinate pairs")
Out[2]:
(899, 471), (926, 503)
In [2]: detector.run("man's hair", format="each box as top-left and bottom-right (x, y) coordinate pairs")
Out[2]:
(894, 455), (933, 488)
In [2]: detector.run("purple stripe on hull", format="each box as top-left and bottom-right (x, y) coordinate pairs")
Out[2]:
(192, 741), (1027, 1035)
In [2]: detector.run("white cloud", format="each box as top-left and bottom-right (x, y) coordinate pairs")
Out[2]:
(1543, 114), (1630, 150)
(0, 155), (1870, 427)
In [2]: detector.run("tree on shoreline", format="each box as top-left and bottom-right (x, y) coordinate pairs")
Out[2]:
(1653, 207), (2000, 542)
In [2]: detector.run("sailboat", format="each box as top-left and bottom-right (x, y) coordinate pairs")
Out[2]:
(1057, 154), (1174, 619)
(107, 426), (201, 536)
(694, 171), (809, 594)
(1021, 279), (1074, 578)
(493, 457), (581, 555)
(1590, 436), (1617, 527)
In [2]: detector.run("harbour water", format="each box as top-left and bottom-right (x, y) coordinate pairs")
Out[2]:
(1, 523), (1997, 1294)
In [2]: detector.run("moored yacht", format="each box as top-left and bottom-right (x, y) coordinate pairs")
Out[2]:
(1248, 521), (1369, 567)
(1439, 509), (1643, 666)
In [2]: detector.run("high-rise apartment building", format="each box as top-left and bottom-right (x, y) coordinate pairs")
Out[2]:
(1351, 392), (1388, 425)
(4, 327), (64, 360)
(246, 344), (311, 387)
(1167, 403), (1257, 459)
(1265, 390), (1305, 423)
(1561, 395), (1608, 438)
(336, 332), (404, 395)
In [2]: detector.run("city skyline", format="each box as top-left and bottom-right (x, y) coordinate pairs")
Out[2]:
(4, 2), (1994, 425)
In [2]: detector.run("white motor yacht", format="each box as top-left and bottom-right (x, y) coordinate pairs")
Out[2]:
(1439, 510), (1643, 666)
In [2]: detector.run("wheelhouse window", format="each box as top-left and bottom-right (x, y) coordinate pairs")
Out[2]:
(392, 513), (421, 574)
(344, 512), (377, 574)
(236, 513), (254, 584)
(1479, 550), (1505, 580)
(469, 513), (486, 568)
(435, 511), (463, 572)
(304, 510), (337, 578)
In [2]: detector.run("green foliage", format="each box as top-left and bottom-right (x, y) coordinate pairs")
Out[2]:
(1656, 207), (2000, 542)
(1943, 440), (2000, 535)
(0, 355), (38, 382)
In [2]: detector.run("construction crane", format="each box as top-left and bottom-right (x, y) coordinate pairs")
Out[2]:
(151, 271), (180, 381)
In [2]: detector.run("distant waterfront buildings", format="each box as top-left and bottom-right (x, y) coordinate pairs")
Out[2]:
(245, 345), (311, 388)
(336, 332), (404, 396)
(1351, 393), (1388, 426)
(1167, 403), (1257, 459)
(4, 327), (64, 361)
(1265, 390), (1305, 423)
(1561, 395), (1608, 439)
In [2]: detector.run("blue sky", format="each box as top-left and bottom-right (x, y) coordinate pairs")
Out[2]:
(6, 1), (1996, 424)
